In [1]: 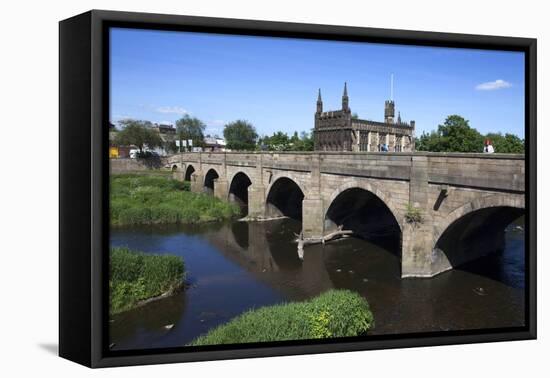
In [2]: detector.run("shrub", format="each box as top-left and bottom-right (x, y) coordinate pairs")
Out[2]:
(189, 290), (374, 346)
(110, 247), (185, 315)
(110, 174), (240, 226)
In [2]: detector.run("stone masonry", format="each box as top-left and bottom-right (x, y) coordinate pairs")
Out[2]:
(166, 151), (525, 278)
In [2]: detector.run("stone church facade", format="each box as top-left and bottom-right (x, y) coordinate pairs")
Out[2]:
(313, 83), (415, 152)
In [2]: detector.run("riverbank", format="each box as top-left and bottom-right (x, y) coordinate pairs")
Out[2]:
(110, 173), (241, 226)
(110, 247), (185, 315)
(190, 290), (374, 346)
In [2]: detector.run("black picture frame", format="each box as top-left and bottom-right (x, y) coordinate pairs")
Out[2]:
(59, 9), (537, 368)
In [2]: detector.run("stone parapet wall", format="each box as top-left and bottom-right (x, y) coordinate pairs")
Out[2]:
(110, 158), (162, 174)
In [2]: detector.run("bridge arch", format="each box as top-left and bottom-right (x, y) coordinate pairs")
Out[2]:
(203, 168), (220, 195)
(228, 171), (253, 216)
(433, 194), (525, 269)
(184, 164), (196, 181)
(326, 180), (404, 231)
(324, 181), (403, 255)
(265, 175), (306, 220)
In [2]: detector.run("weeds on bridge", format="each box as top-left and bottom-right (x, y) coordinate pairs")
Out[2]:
(405, 203), (423, 225)
(189, 290), (374, 346)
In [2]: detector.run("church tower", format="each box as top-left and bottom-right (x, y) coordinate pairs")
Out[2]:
(384, 100), (395, 124)
(342, 82), (349, 112)
(316, 88), (323, 114)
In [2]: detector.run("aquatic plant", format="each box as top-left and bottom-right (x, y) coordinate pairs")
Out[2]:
(110, 247), (185, 315)
(189, 290), (374, 345)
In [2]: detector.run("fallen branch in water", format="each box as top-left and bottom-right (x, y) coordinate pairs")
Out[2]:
(294, 225), (353, 249)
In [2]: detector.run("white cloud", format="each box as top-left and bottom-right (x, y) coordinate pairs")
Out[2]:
(475, 79), (512, 91)
(155, 106), (188, 115)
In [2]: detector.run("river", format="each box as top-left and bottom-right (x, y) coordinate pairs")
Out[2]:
(109, 217), (525, 351)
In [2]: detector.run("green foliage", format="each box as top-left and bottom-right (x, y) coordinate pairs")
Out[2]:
(405, 203), (423, 224)
(260, 131), (290, 150)
(110, 174), (240, 226)
(416, 115), (484, 153)
(485, 132), (525, 153)
(164, 140), (179, 154)
(189, 290), (374, 346)
(110, 247), (185, 315)
(114, 119), (164, 153)
(259, 130), (314, 151)
(223, 120), (258, 151)
(175, 115), (206, 151)
(416, 115), (524, 153)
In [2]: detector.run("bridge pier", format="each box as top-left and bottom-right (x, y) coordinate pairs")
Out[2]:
(172, 170), (185, 182)
(190, 172), (203, 193)
(248, 185), (266, 218)
(401, 224), (448, 277)
(214, 178), (228, 200)
(302, 198), (324, 239)
(401, 156), (446, 277)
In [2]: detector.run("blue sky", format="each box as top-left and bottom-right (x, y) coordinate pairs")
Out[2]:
(110, 27), (525, 138)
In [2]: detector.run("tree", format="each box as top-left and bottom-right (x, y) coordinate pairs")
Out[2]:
(223, 120), (258, 151)
(290, 131), (314, 151)
(260, 130), (314, 151)
(175, 115), (206, 152)
(351, 112), (359, 120)
(164, 140), (179, 154)
(416, 115), (484, 153)
(485, 132), (524, 153)
(114, 119), (163, 153)
(262, 131), (290, 151)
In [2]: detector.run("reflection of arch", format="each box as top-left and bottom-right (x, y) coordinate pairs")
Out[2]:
(265, 176), (305, 220)
(203, 168), (219, 195)
(433, 194), (525, 246)
(326, 180), (403, 230)
(184, 164), (195, 181)
(228, 172), (253, 216)
(231, 221), (250, 250)
(433, 194), (525, 269)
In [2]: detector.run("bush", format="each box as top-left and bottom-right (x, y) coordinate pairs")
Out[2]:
(110, 247), (185, 315)
(189, 290), (374, 346)
(110, 174), (240, 226)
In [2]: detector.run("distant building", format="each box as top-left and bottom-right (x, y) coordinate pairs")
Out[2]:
(152, 123), (176, 137)
(203, 136), (227, 152)
(151, 123), (176, 156)
(313, 83), (415, 152)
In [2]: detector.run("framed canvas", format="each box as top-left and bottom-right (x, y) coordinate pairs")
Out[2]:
(59, 10), (536, 368)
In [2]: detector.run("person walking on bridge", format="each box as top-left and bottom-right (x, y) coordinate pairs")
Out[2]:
(484, 139), (494, 153)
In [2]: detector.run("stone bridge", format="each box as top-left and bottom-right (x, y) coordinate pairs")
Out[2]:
(166, 151), (525, 278)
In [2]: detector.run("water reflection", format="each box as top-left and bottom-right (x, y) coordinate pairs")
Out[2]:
(110, 217), (525, 350)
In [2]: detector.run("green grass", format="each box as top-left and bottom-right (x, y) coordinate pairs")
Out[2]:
(110, 173), (241, 226)
(189, 290), (374, 346)
(110, 247), (185, 315)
